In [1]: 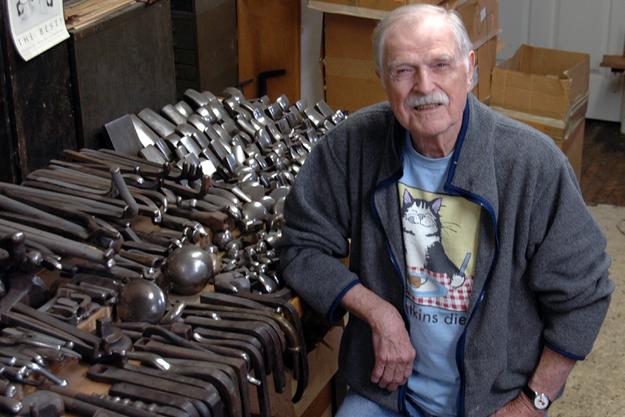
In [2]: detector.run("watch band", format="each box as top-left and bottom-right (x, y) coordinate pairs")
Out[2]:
(522, 384), (552, 410)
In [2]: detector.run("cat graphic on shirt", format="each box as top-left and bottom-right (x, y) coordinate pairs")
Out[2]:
(401, 190), (467, 291)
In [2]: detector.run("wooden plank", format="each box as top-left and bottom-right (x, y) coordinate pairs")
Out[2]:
(0, 9), (77, 180)
(237, 0), (301, 101)
(300, 382), (333, 417)
(293, 326), (342, 417)
(0, 14), (20, 182)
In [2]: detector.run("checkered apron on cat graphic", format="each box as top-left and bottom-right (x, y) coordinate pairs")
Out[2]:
(407, 267), (473, 312)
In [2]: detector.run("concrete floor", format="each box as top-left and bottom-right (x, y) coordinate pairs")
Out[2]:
(549, 204), (625, 417)
(580, 120), (625, 206)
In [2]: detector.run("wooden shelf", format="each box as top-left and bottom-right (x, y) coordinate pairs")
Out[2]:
(600, 55), (625, 72)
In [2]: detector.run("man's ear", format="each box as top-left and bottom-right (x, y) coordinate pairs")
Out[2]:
(467, 50), (476, 87)
(376, 69), (387, 91)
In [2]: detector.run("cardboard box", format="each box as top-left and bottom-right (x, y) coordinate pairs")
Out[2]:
(491, 96), (587, 145)
(562, 116), (584, 182)
(490, 43), (589, 182)
(455, 0), (500, 46)
(314, 0), (448, 12)
(309, 0), (453, 19)
(358, 0), (408, 11)
(472, 35), (497, 102)
(490, 44), (590, 121)
(492, 100), (586, 182)
(373, 0), (450, 9)
(315, 0), (356, 5)
(323, 13), (385, 112)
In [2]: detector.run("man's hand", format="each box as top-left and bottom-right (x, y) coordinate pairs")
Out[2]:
(369, 301), (416, 391)
(489, 394), (544, 417)
(340, 283), (415, 391)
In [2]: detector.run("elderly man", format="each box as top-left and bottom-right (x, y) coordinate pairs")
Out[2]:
(278, 4), (613, 417)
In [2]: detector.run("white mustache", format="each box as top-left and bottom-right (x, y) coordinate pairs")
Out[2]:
(406, 91), (449, 108)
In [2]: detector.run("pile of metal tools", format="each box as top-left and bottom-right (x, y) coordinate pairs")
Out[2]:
(0, 87), (346, 416)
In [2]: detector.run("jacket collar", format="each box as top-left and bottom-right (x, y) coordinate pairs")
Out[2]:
(447, 95), (500, 216)
(377, 111), (404, 184)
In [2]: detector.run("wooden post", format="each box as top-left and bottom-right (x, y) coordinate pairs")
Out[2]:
(237, 0), (301, 101)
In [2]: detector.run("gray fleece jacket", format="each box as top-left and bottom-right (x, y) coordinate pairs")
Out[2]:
(278, 95), (613, 417)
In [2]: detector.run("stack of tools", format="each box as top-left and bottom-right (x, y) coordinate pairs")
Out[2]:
(0, 87), (347, 416)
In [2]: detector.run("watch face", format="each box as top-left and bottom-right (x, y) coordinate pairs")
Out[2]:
(534, 393), (550, 410)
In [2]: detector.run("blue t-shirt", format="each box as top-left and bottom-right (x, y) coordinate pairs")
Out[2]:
(398, 133), (481, 417)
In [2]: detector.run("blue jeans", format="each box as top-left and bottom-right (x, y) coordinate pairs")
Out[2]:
(335, 391), (436, 417)
(335, 391), (548, 417)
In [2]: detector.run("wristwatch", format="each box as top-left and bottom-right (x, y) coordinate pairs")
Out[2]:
(522, 384), (552, 410)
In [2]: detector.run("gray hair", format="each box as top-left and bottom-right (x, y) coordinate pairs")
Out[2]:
(372, 4), (473, 76)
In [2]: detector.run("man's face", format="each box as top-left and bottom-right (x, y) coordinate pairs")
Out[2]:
(381, 17), (474, 145)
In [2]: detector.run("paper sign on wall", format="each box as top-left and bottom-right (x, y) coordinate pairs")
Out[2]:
(6, 0), (70, 61)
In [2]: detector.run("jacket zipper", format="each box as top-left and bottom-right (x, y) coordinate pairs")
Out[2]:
(444, 183), (499, 417)
(441, 100), (500, 417)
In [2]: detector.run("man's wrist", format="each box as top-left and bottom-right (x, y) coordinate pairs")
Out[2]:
(367, 299), (398, 330)
(526, 347), (576, 402)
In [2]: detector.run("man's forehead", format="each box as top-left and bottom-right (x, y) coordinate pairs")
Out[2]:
(384, 36), (459, 66)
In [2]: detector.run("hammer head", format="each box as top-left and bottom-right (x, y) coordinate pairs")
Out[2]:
(0, 232), (44, 272)
(0, 272), (48, 314)
(0, 233), (48, 314)
(19, 390), (65, 417)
